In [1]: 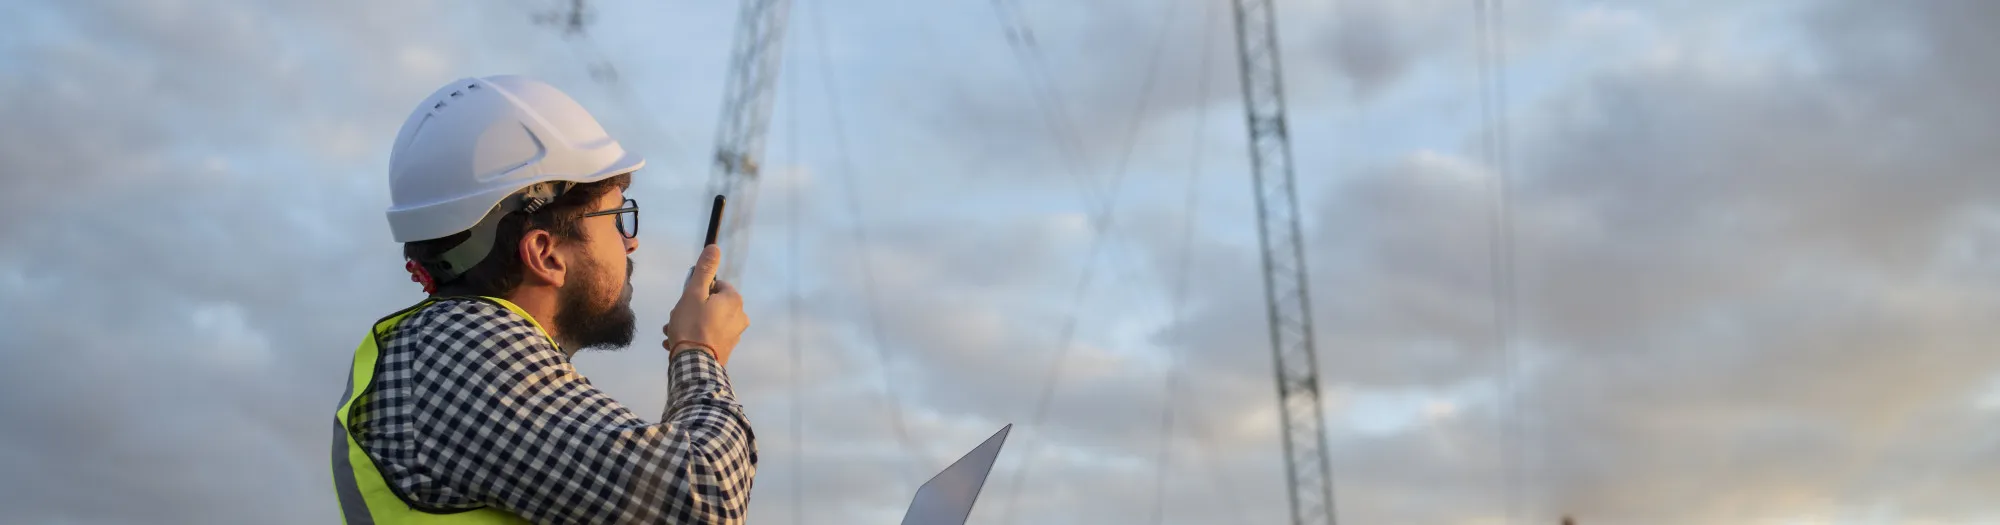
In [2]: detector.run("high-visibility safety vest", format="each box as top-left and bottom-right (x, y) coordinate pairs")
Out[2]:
(330, 297), (542, 524)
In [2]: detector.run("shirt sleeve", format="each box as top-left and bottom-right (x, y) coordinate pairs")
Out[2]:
(407, 303), (758, 524)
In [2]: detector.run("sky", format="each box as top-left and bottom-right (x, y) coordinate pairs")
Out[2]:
(1, 0), (1997, 524)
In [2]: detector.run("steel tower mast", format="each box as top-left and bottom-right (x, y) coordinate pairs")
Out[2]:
(708, 0), (791, 282)
(1230, 0), (1337, 523)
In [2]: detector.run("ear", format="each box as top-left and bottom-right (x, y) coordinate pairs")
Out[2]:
(518, 229), (568, 288)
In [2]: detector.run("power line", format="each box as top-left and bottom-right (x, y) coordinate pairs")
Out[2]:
(1153, 7), (1256, 523)
(1499, 0), (1525, 517)
(784, 11), (805, 524)
(1474, 0), (1522, 523)
(1150, 0), (1220, 522)
(987, 0), (1100, 207)
(992, 0), (1190, 522)
(806, 0), (932, 490)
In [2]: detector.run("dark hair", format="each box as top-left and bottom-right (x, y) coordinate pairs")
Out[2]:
(403, 173), (631, 297)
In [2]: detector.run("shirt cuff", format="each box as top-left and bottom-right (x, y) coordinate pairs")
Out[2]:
(667, 348), (740, 412)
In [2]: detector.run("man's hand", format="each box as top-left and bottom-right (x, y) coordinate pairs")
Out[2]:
(664, 244), (748, 365)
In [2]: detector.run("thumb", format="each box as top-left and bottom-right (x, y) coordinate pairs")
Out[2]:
(709, 278), (740, 305)
(684, 244), (722, 301)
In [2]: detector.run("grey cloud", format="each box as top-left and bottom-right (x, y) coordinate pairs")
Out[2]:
(0, 1), (693, 523)
(1313, 0), (1465, 99)
(791, 0), (1249, 188)
(1045, 0), (2000, 522)
(1171, 0), (2000, 522)
(9, 0), (2000, 524)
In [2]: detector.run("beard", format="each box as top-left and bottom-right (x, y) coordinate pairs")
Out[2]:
(553, 253), (636, 352)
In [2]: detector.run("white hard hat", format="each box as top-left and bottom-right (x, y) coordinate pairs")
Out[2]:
(386, 74), (644, 243)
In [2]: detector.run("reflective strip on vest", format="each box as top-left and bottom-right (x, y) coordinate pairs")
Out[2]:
(332, 361), (376, 525)
(330, 297), (541, 525)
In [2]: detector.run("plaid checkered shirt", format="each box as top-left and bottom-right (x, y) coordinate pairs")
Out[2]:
(348, 298), (758, 524)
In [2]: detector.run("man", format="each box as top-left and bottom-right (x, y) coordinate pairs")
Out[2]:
(330, 75), (757, 524)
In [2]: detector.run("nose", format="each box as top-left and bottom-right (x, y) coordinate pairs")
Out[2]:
(624, 235), (638, 254)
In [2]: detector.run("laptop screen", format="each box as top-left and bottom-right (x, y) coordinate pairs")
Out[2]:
(900, 424), (1012, 525)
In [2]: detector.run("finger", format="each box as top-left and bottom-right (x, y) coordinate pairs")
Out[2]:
(683, 244), (722, 302)
(709, 279), (741, 305)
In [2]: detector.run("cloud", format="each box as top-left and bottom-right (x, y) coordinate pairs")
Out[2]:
(1132, 0), (2000, 522)
(5, 0), (2000, 524)
(0, 0), (686, 522)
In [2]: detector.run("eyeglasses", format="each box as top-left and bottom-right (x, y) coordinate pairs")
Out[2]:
(579, 198), (639, 239)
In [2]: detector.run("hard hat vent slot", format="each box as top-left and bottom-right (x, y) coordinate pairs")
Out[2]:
(434, 101), (446, 110)
(450, 90), (463, 98)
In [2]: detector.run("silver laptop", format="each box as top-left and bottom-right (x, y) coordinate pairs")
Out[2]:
(900, 424), (1012, 525)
